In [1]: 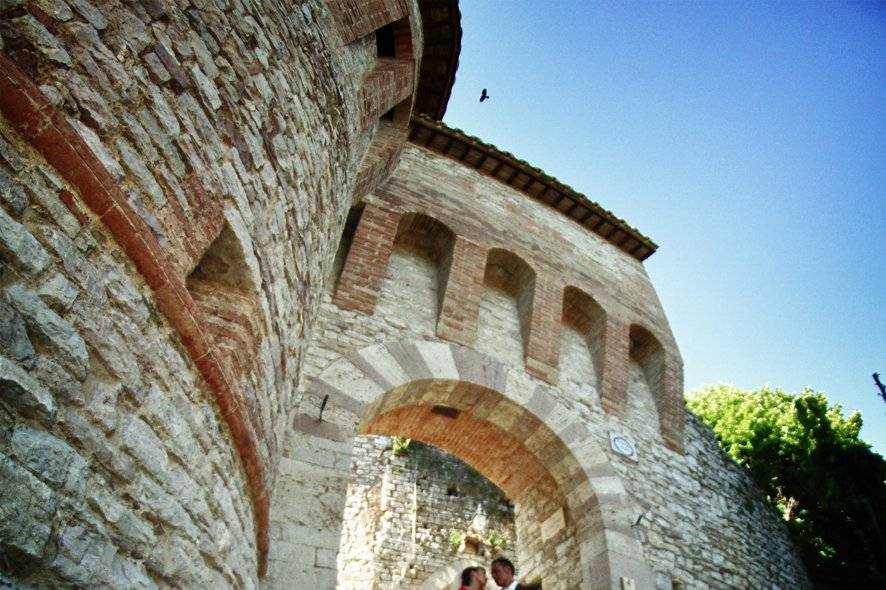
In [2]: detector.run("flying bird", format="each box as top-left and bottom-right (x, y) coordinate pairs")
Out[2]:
(479, 88), (490, 102)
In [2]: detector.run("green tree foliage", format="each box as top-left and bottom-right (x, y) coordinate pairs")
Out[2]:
(687, 385), (886, 588)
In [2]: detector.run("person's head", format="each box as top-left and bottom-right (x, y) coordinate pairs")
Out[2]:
(490, 557), (515, 587)
(461, 566), (487, 588)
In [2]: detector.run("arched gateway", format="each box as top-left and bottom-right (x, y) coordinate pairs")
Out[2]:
(266, 340), (653, 590)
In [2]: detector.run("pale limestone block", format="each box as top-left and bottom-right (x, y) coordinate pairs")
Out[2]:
(415, 378), (458, 406)
(4, 284), (89, 379)
(320, 359), (384, 403)
(570, 439), (614, 478)
(565, 479), (595, 509)
(589, 475), (628, 499)
(0, 453), (57, 558)
(545, 399), (577, 438)
(523, 425), (556, 457)
(485, 398), (523, 431)
(413, 340), (459, 379)
(503, 369), (535, 406)
(541, 508), (566, 541)
(0, 354), (55, 420)
(356, 344), (411, 386)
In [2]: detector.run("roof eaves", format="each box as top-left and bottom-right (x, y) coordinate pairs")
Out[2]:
(408, 115), (658, 261)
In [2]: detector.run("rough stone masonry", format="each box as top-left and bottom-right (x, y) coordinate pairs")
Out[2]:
(0, 1), (809, 589)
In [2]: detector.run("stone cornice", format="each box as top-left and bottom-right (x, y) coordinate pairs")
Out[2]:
(408, 115), (658, 261)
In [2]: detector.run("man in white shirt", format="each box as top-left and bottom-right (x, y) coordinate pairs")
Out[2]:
(490, 557), (539, 590)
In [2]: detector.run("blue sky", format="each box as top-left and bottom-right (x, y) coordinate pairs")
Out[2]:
(442, 1), (886, 454)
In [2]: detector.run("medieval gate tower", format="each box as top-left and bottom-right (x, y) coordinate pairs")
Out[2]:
(0, 1), (810, 589)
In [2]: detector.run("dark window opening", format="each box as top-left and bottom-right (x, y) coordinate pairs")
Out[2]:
(381, 106), (396, 122)
(447, 486), (459, 497)
(330, 205), (365, 291)
(376, 24), (396, 57)
(431, 405), (460, 419)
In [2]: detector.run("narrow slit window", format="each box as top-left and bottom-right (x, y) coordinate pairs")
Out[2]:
(376, 23), (396, 57)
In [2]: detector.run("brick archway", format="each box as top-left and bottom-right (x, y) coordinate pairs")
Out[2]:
(301, 340), (654, 590)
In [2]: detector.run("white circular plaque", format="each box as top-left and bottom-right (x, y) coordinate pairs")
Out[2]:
(609, 432), (638, 462)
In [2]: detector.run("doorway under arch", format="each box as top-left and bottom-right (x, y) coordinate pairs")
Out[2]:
(266, 340), (654, 590)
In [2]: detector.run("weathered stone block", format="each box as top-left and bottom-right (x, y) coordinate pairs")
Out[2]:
(68, 0), (107, 31)
(62, 410), (136, 482)
(0, 454), (57, 559)
(31, 354), (84, 405)
(52, 524), (116, 586)
(136, 474), (200, 541)
(10, 425), (89, 496)
(0, 135), (26, 173)
(0, 354), (55, 420)
(86, 379), (122, 433)
(38, 272), (79, 313)
(0, 205), (51, 274)
(120, 416), (169, 479)
(12, 15), (72, 66)
(0, 167), (28, 215)
(0, 301), (36, 369)
(3, 283), (89, 379)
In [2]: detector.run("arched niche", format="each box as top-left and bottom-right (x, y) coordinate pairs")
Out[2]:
(628, 324), (665, 427)
(329, 204), (366, 294)
(376, 213), (456, 335)
(560, 286), (607, 393)
(476, 249), (537, 369)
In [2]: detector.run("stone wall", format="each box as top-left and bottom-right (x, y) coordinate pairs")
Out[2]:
(269, 141), (810, 589)
(0, 0), (425, 585)
(0, 113), (256, 588)
(339, 436), (516, 589)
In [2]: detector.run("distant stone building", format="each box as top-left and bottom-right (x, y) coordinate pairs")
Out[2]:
(339, 436), (517, 589)
(0, 1), (809, 589)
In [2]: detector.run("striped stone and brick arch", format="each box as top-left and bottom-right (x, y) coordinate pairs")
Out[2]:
(307, 339), (656, 589)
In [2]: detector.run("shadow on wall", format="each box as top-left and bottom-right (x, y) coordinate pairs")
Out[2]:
(475, 248), (536, 369)
(375, 213), (456, 335)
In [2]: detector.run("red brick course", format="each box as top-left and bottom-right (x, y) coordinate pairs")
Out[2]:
(525, 273), (562, 384)
(599, 318), (630, 416)
(360, 58), (415, 128)
(660, 352), (685, 452)
(333, 204), (401, 314)
(327, 0), (410, 45)
(365, 403), (559, 502)
(437, 236), (487, 346)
